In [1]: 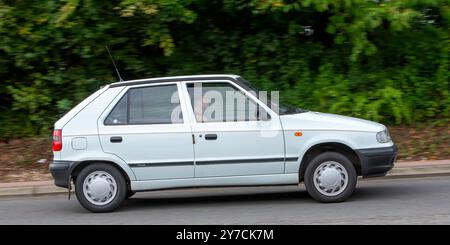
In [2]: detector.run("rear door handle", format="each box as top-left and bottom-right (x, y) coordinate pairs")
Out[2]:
(205, 134), (217, 140)
(110, 136), (122, 143)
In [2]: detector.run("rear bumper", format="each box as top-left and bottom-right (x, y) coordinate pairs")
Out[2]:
(356, 145), (397, 177)
(49, 161), (76, 188)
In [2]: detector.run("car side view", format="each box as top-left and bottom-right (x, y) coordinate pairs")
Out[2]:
(50, 74), (397, 212)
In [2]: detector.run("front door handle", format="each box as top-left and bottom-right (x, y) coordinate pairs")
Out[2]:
(110, 136), (122, 143)
(205, 134), (217, 140)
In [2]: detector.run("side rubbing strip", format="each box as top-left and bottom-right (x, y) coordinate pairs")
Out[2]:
(285, 157), (299, 162)
(196, 158), (286, 165)
(129, 157), (299, 168)
(129, 162), (194, 168)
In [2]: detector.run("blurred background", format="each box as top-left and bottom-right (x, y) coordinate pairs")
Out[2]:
(0, 0), (448, 183)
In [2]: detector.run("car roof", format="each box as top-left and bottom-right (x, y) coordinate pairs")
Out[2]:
(109, 74), (241, 88)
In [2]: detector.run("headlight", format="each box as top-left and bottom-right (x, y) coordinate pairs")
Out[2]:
(376, 130), (391, 143)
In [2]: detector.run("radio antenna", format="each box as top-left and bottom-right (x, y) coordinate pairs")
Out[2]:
(105, 45), (124, 82)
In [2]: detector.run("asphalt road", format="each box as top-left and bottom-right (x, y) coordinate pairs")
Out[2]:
(1, 176), (450, 225)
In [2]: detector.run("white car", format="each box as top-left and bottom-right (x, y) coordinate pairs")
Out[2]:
(50, 74), (397, 212)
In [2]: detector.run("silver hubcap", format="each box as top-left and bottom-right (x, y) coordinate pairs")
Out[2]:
(83, 171), (117, 206)
(313, 161), (348, 197)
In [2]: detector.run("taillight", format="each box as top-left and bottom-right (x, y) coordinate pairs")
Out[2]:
(52, 129), (62, 151)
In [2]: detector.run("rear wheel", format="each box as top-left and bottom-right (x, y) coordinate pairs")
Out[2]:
(304, 152), (357, 203)
(75, 163), (126, 213)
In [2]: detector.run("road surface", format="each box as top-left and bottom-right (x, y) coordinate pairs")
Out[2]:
(1, 176), (450, 224)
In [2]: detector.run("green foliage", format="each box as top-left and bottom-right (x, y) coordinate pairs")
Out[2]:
(0, 0), (449, 140)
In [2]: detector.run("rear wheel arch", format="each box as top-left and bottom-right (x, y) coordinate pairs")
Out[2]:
(298, 142), (361, 182)
(70, 160), (131, 187)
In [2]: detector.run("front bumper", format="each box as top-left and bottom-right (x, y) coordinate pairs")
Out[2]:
(356, 145), (397, 177)
(49, 161), (76, 188)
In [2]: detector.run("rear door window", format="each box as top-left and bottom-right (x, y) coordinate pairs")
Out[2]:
(105, 84), (183, 125)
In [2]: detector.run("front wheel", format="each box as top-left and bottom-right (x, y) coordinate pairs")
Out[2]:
(304, 152), (357, 203)
(75, 163), (127, 213)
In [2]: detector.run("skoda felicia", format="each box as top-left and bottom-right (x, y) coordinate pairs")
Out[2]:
(50, 74), (397, 212)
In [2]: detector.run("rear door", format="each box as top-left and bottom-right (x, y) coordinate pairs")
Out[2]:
(97, 82), (195, 180)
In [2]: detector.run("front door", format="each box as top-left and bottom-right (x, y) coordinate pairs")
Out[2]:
(98, 82), (195, 180)
(183, 80), (285, 178)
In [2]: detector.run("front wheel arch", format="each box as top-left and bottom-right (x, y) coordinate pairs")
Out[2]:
(298, 142), (361, 182)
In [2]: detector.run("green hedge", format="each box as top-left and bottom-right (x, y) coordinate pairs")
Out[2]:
(0, 0), (449, 139)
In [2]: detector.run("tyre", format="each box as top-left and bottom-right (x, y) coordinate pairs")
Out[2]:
(303, 152), (357, 203)
(75, 163), (127, 213)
